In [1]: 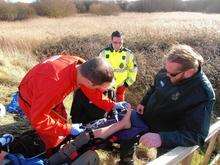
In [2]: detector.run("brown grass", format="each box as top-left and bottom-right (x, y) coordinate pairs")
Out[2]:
(0, 49), (37, 104)
(0, 12), (219, 47)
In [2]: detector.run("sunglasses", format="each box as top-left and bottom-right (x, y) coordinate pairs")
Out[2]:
(166, 70), (183, 77)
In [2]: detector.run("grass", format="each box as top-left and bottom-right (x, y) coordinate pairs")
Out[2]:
(1, 12), (219, 105)
(0, 48), (37, 104)
(0, 12), (220, 50)
(0, 12), (219, 164)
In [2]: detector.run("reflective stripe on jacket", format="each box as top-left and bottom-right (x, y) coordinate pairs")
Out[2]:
(99, 45), (137, 88)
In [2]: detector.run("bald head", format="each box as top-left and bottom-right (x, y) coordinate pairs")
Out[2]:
(79, 57), (114, 85)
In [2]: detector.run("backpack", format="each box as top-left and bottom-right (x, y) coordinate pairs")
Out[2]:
(9, 130), (46, 158)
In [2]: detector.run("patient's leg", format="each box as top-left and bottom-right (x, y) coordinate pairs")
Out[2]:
(93, 109), (131, 139)
(48, 110), (131, 165)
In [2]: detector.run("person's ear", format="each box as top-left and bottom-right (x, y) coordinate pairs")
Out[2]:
(80, 76), (94, 87)
(86, 79), (95, 87)
(184, 68), (196, 78)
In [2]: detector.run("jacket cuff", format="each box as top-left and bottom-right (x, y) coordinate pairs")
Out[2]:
(125, 79), (134, 86)
(123, 82), (129, 88)
(109, 102), (116, 111)
(159, 132), (170, 148)
(67, 123), (72, 135)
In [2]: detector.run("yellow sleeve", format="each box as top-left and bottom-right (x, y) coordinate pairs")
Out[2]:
(126, 52), (138, 86)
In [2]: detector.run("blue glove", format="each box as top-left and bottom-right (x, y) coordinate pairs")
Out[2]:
(113, 101), (130, 113)
(70, 123), (85, 136)
(0, 134), (14, 146)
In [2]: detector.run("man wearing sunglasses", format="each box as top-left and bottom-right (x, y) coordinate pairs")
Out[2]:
(120, 44), (215, 164)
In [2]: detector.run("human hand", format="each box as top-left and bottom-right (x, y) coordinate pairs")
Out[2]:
(70, 123), (85, 136)
(113, 101), (131, 113)
(139, 133), (162, 148)
(136, 104), (145, 115)
(106, 88), (116, 100)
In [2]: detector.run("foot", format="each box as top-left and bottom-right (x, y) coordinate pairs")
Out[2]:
(120, 109), (131, 129)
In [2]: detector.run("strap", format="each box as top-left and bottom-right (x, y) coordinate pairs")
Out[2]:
(86, 128), (94, 141)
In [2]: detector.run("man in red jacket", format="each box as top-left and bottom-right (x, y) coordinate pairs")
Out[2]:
(18, 55), (115, 150)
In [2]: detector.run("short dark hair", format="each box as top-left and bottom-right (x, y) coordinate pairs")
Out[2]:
(80, 57), (114, 85)
(111, 31), (123, 39)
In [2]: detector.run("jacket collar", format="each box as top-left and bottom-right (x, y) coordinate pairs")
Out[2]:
(109, 44), (124, 52)
(176, 67), (203, 86)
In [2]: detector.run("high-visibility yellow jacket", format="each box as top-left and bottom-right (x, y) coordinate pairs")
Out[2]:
(99, 45), (138, 89)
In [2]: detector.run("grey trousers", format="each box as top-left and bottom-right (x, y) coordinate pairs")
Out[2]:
(71, 150), (100, 165)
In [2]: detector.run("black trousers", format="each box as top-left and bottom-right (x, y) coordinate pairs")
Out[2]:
(70, 89), (106, 124)
(119, 139), (136, 164)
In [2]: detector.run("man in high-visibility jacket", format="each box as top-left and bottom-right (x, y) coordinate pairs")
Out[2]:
(99, 31), (138, 101)
(70, 31), (137, 124)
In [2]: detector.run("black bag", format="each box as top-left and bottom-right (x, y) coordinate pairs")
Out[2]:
(9, 130), (46, 158)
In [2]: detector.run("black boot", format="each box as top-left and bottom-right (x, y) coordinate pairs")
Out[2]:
(119, 139), (136, 165)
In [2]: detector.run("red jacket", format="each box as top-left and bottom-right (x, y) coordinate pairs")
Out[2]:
(18, 55), (85, 149)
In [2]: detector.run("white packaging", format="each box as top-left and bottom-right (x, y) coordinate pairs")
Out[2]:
(0, 103), (6, 117)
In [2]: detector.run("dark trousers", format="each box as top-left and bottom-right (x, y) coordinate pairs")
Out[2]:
(119, 139), (136, 164)
(70, 89), (106, 124)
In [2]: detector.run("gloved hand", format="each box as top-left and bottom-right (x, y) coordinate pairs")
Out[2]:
(139, 133), (162, 148)
(113, 101), (131, 113)
(103, 88), (116, 101)
(107, 89), (116, 101)
(0, 134), (14, 146)
(70, 123), (85, 136)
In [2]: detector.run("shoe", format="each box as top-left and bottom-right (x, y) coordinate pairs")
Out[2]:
(117, 158), (134, 165)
